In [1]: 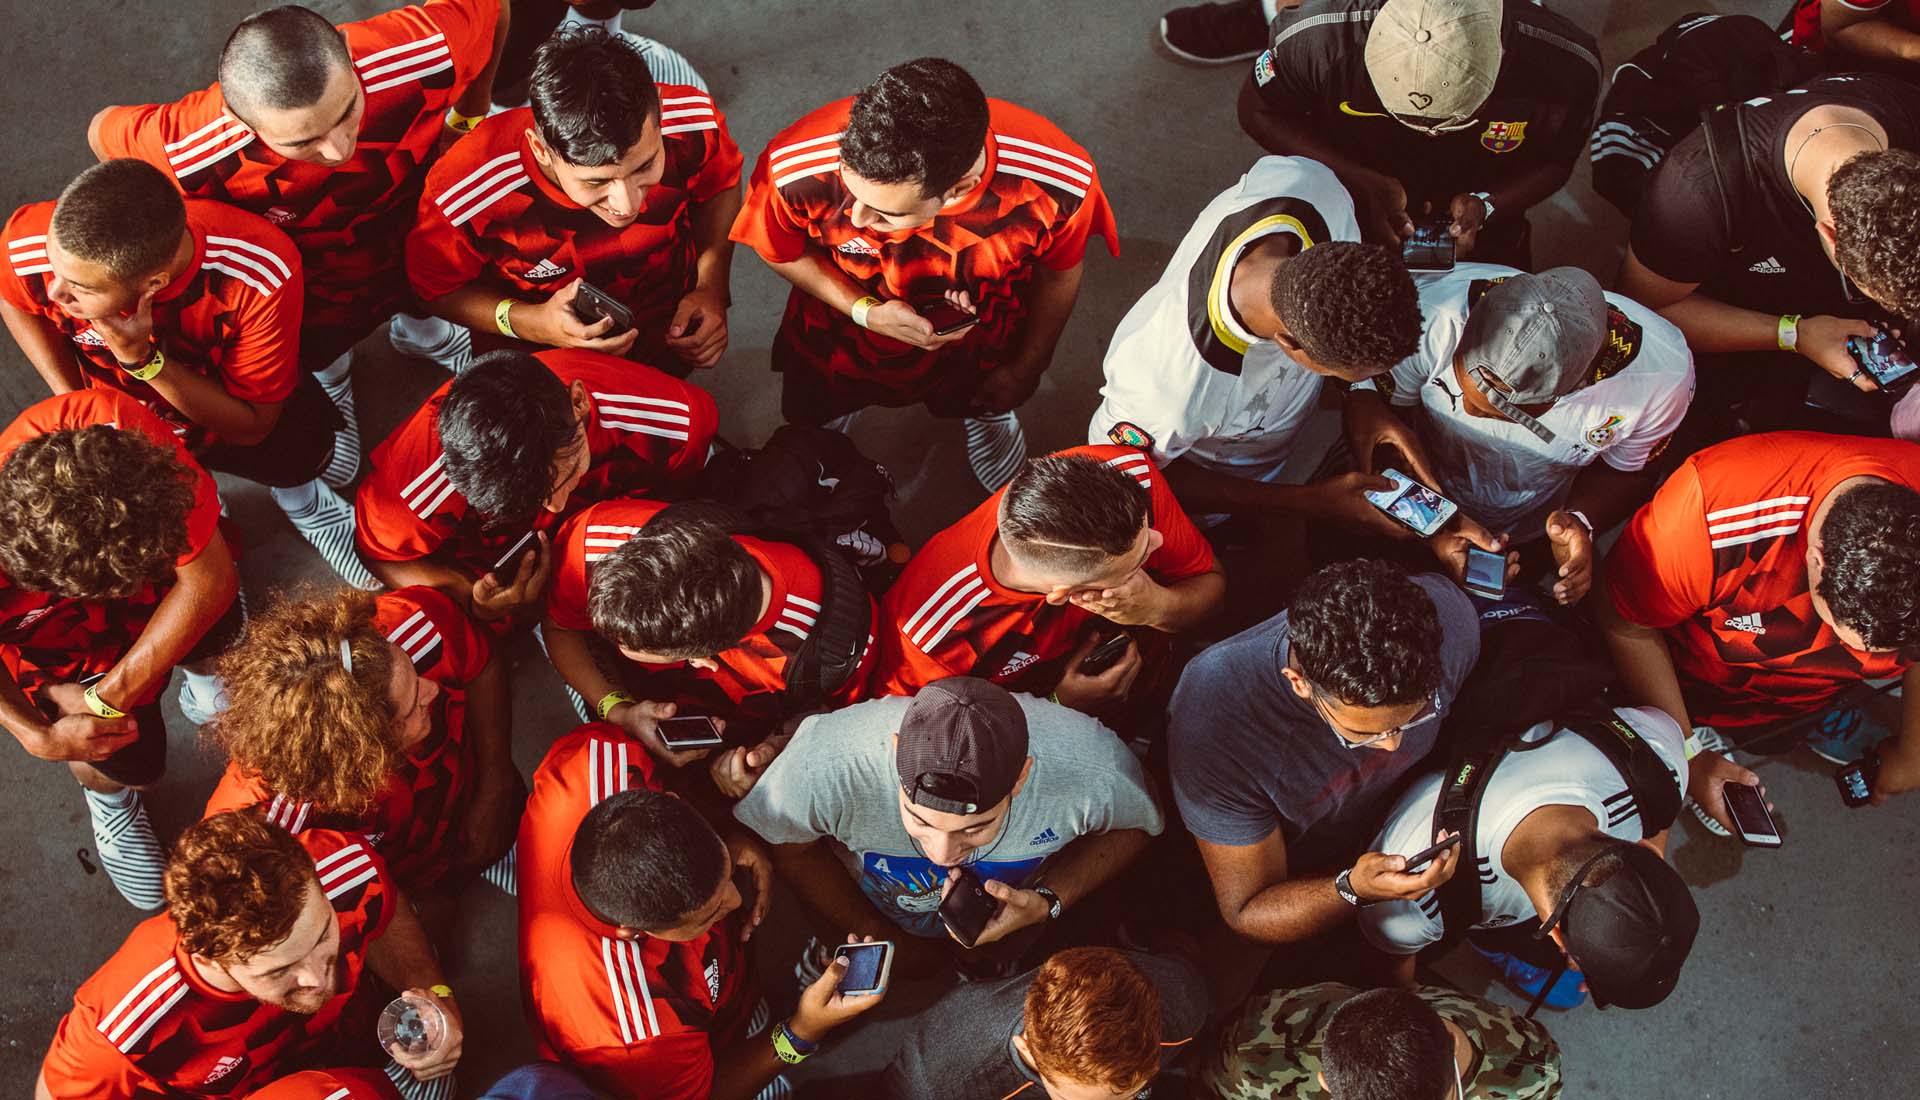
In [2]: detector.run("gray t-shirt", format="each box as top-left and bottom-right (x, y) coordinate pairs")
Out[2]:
(733, 693), (1165, 937)
(881, 950), (1210, 1100)
(1168, 573), (1480, 873)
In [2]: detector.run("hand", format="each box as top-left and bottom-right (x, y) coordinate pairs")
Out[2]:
(1544, 510), (1594, 605)
(21, 711), (140, 762)
(1797, 314), (1882, 393)
(970, 360), (1042, 414)
(1686, 751), (1764, 833)
(1353, 171), (1414, 245)
(1052, 631), (1142, 713)
(665, 285), (729, 369)
(861, 298), (975, 352)
(955, 874), (1051, 948)
(1063, 570), (1169, 627)
(1447, 192), (1489, 259)
(728, 830), (775, 941)
(458, 770), (520, 872)
(389, 988), (463, 1080)
(1310, 471), (1418, 540)
(789, 934), (890, 1042)
(520, 280), (641, 355)
(610, 698), (722, 768)
(1870, 737), (1920, 805)
(1344, 397), (1443, 487)
(1346, 835), (1461, 903)
(469, 532), (555, 623)
(708, 732), (789, 800)
(1429, 515), (1518, 586)
(91, 289), (159, 366)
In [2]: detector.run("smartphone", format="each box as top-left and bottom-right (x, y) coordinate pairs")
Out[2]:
(1721, 782), (1781, 847)
(490, 529), (539, 576)
(1462, 546), (1507, 600)
(1846, 331), (1920, 391)
(1835, 751), (1880, 808)
(1364, 469), (1460, 538)
(1078, 632), (1133, 677)
(916, 299), (980, 336)
(832, 941), (894, 996)
(656, 715), (725, 749)
(938, 865), (1001, 949)
(1402, 833), (1463, 872)
(1402, 218), (1456, 272)
(569, 279), (636, 333)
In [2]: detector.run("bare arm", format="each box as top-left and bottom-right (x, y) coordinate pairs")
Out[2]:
(1152, 564), (1227, 633)
(1592, 562), (1692, 735)
(367, 891), (450, 993)
(1824, 0), (1920, 64)
(95, 533), (240, 711)
(366, 556), (475, 613)
(1194, 831), (1352, 944)
(1563, 462), (1658, 534)
(770, 840), (895, 939)
(1237, 75), (1410, 243)
(0, 300), (85, 393)
(451, 1), (511, 121)
(541, 621), (623, 713)
(142, 364), (283, 445)
(1001, 260), (1083, 378)
(688, 185), (742, 306)
(455, 647), (518, 868)
(1031, 827), (1149, 908)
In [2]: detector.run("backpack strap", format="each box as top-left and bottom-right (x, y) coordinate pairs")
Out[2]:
(1556, 703), (1684, 836)
(1699, 102), (1751, 260)
(780, 537), (871, 713)
(1428, 741), (1507, 950)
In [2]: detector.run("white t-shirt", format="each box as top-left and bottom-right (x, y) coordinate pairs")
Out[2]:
(1088, 156), (1359, 477)
(1357, 705), (1690, 956)
(1382, 262), (1696, 536)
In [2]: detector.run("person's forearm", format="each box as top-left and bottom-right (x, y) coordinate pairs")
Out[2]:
(1, 303), (85, 393)
(1479, 154), (1575, 223)
(451, 0), (511, 118)
(426, 283), (526, 338)
(689, 188), (742, 299)
(542, 622), (623, 713)
(367, 557), (472, 612)
(1654, 293), (1785, 356)
(1563, 463), (1656, 534)
(1224, 873), (1354, 944)
(771, 841), (895, 938)
(144, 364), (279, 445)
(1828, 13), (1920, 63)
(765, 252), (871, 316)
(1163, 457), (1331, 516)
(462, 651), (514, 779)
(1151, 567), (1227, 633)
(97, 536), (238, 710)
(1002, 261), (1084, 374)
(709, 1033), (787, 1100)
(1236, 80), (1382, 187)
(368, 891), (449, 992)
(1594, 580), (1692, 732)
(1032, 829), (1148, 909)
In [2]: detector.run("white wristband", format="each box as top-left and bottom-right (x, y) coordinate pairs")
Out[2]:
(850, 295), (880, 329)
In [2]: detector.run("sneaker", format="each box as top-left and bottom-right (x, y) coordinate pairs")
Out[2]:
(1806, 704), (1896, 765)
(279, 482), (381, 590)
(963, 412), (1027, 492)
(387, 314), (473, 374)
(1157, 1), (1268, 65)
(1685, 792), (1732, 838)
(383, 1060), (455, 1100)
(619, 31), (709, 92)
(317, 363), (361, 489)
(1468, 941), (1587, 1009)
(175, 668), (228, 728)
(83, 787), (167, 910)
(792, 935), (830, 993)
(482, 845), (517, 896)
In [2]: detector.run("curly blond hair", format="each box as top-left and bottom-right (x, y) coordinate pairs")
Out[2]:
(208, 587), (401, 814)
(0, 426), (194, 600)
(166, 811), (315, 963)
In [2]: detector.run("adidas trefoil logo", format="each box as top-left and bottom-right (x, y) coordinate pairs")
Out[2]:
(1723, 612), (1766, 634)
(523, 257), (570, 280)
(1746, 256), (1786, 275)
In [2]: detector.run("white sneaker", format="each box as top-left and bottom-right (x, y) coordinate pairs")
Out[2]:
(964, 412), (1027, 492)
(83, 787), (167, 910)
(280, 482), (381, 590)
(387, 315), (473, 374)
(317, 363), (361, 489)
(482, 845), (517, 896)
(618, 31), (709, 92)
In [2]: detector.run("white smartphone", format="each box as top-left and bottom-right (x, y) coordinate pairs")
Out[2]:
(1722, 782), (1782, 848)
(833, 941), (894, 996)
(1462, 546), (1507, 599)
(1365, 469), (1460, 538)
(656, 715), (725, 749)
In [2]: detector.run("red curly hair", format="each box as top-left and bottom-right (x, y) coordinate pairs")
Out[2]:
(1022, 946), (1163, 1091)
(165, 811), (316, 963)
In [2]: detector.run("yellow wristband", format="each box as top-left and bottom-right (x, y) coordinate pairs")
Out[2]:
(445, 108), (483, 134)
(122, 347), (164, 382)
(495, 298), (519, 339)
(1777, 314), (1800, 352)
(850, 295), (881, 329)
(429, 983), (453, 999)
(595, 690), (634, 721)
(83, 684), (127, 720)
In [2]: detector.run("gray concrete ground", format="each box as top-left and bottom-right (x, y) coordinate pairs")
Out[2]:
(1, 1), (1916, 1097)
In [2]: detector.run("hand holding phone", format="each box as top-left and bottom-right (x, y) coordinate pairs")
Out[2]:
(916, 297), (980, 337)
(938, 866), (1002, 949)
(1721, 781), (1782, 847)
(1401, 832), (1463, 872)
(1077, 632), (1133, 676)
(656, 714), (726, 750)
(1846, 329), (1919, 391)
(569, 279), (636, 333)
(1402, 217), (1456, 271)
(1461, 546), (1507, 600)
(1365, 469), (1460, 537)
(832, 941), (894, 996)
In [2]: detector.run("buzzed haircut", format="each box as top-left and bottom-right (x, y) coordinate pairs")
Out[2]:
(840, 57), (990, 198)
(570, 788), (727, 932)
(998, 453), (1150, 578)
(218, 5), (352, 125)
(529, 27), (662, 167)
(1320, 988), (1456, 1100)
(49, 160), (188, 282)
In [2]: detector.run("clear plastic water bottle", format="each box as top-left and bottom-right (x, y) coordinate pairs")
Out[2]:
(377, 992), (446, 1056)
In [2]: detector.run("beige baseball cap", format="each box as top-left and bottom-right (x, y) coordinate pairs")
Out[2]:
(1364, 0), (1503, 131)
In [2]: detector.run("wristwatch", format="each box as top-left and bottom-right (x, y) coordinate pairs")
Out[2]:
(1334, 867), (1376, 908)
(1032, 885), (1063, 921)
(1469, 191), (1496, 223)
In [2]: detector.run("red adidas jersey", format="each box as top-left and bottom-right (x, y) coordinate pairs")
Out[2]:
(354, 348), (715, 578)
(0, 391), (223, 708)
(547, 499), (875, 735)
(518, 724), (757, 1100)
(730, 97), (1117, 402)
(1607, 432), (1920, 729)
(203, 586), (490, 889)
(243, 1067), (400, 1100)
(91, 0), (501, 336)
(0, 199), (302, 453)
(871, 446), (1215, 697)
(405, 95), (742, 354)
(39, 830), (395, 1100)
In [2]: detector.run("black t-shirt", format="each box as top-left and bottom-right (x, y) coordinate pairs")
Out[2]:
(879, 950), (1210, 1100)
(1630, 73), (1920, 319)
(1250, 0), (1600, 211)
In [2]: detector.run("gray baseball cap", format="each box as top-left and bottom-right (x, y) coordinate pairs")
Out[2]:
(1457, 266), (1608, 444)
(1365, 0), (1503, 130)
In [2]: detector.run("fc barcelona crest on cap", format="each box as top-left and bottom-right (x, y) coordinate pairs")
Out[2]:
(1481, 119), (1527, 154)
(1107, 421), (1154, 449)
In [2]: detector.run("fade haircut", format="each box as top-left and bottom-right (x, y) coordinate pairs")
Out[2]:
(218, 6), (352, 125)
(839, 57), (990, 198)
(1288, 559), (1443, 708)
(1272, 241), (1422, 373)
(49, 160), (187, 282)
(0, 426), (195, 600)
(1830, 149), (1920, 319)
(997, 453), (1150, 579)
(167, 812), (317, 964)
(587, 502), (763, 659)
(1023, 947), (1163, 1092)
(1816, 479), (1920, 651)
(438, 350), (581, 524)
(570, 788), (727, 931)
(1320, 988), (1456, 1100)
(530, 27), (662, 167)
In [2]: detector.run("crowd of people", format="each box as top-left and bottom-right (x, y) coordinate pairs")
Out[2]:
(6, 1), (1920, 1098)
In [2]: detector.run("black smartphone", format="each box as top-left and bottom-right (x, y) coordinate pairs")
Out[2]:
(1721, 782), (1781, 847)
(832, 941), (894, 997)
(1078, 632), (1133, 677)
(569, 279), (636, 333)
(938, 865), (1001, 949)
(490, 529), (539, 576)
(1402, 217), (1456, 272)
(1836, 751), (1880, 808)
(1846, 331), (1920, 391)
(1402, 833), (1462, 872)
(1462, 546), (1507, 600)
(657, 715), (725, 749)
(916, 299), (980, 336)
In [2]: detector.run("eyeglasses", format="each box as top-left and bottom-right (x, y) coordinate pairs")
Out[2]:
(1311, 690), (1442, 750)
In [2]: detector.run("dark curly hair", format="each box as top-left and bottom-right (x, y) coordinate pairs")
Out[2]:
(587, 502), (763, 659)
(840, 57), (989, 197)
(530, 26), (661, 167)
(1321, 988), (1456, 1100)
(1289, 559), (1443, 707)
(1816, 479), (1920, 651)
(571, 787), (726, 931)
(1272, 241), (1422, 374)
(998, 453), (1149, 578)
(167, 811), (316, 963)
(50, 160), (188, 281)
(1830, 149), (1920, 318)
(438, 350), (580, 524)
(0, 426), (194, 600)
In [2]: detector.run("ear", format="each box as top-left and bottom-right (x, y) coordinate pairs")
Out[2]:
(1547, 924), (1573, 960)
(527, 128), (554, 168)
(1817, 219), (1838, 250)
(1010, 1031), (1034, 1066)
(1316, 1071), (1328, 1091)
(1279, 665), (1313, 701)
(616, 644), (647, 663)
(612, 925), (641, 942)
(144, 268), (174, 296)
(569, 379), (593, 421)
(1270, 321), (1304, 356)
(1009, 756), (1035, 798)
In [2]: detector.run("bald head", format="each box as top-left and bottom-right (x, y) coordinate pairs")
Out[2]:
(218, 5), (351, 126)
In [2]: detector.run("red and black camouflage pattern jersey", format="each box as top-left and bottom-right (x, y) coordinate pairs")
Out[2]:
(243, 1067), (401, 1100)
(91, 0), (499, 348)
